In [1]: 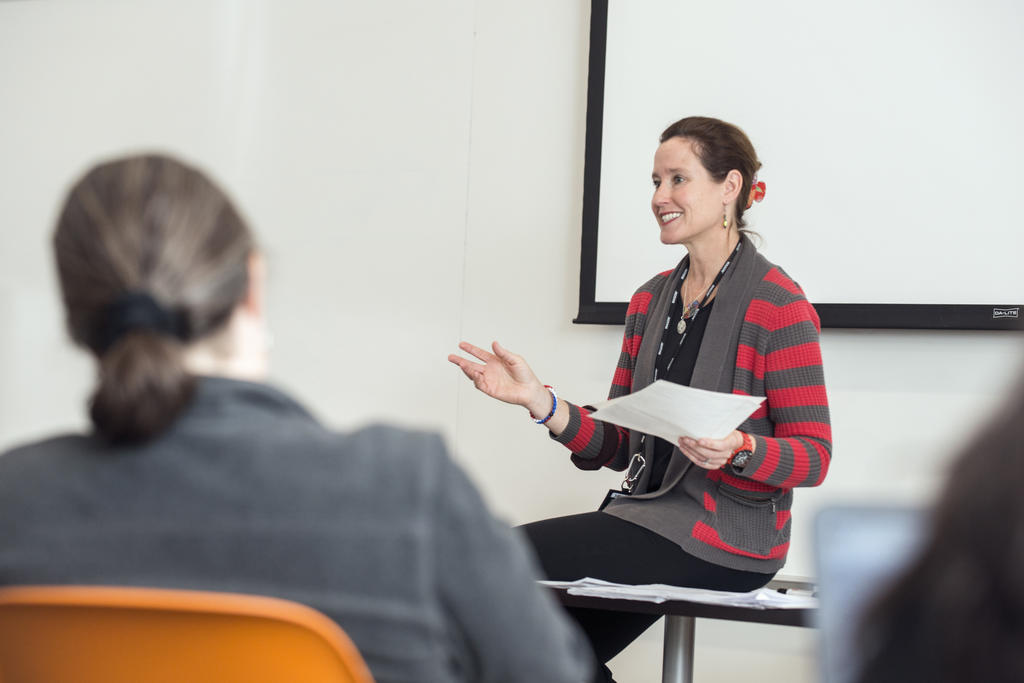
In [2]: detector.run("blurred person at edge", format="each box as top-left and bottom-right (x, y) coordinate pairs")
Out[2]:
(854, 374), (1024, 683)
(0, 153), (594, 683)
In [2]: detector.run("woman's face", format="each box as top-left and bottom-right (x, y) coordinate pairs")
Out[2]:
(650, 137), (729, 246)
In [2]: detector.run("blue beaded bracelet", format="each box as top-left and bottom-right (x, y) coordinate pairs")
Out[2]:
(532, 385), (558, 425)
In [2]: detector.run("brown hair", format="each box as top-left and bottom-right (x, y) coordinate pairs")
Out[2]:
(53, 154), (254, 444)
(659, 116), (762, 230)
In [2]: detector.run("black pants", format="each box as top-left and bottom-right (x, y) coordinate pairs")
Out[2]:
(519, 511), (774, 683)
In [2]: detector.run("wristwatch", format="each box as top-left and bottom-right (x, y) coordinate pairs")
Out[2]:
(727, 432), (754, 471)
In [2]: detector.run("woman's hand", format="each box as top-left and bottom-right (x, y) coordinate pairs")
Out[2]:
(448, 341), (552, 417)
(678, 430), (744, 470)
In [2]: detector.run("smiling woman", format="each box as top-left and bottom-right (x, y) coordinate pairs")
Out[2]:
(652, 117), (763, 245)
(450, 116), (832, 682)
(652, 138), (733, 248)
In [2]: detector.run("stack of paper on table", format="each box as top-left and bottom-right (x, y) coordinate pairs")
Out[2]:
(542, 577), (817, 609)
(588, 380), (765, 442)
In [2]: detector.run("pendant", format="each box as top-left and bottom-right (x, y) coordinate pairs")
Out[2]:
(676, 318), (687, 334)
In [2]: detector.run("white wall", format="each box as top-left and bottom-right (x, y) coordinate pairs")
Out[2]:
(1, 1), (1020, 681)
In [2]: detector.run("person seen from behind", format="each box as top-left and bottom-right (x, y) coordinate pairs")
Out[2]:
(0, 153), (594, 683)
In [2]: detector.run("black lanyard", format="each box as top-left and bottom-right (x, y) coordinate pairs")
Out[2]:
(654, 240), (742, 380)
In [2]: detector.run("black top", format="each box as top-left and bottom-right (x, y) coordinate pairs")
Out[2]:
(648, 297), (715, 492)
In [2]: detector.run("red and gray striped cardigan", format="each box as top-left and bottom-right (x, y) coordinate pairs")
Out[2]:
(554, 240), (831, 573)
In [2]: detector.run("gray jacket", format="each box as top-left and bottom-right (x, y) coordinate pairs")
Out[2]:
(0, 376), (592, 683)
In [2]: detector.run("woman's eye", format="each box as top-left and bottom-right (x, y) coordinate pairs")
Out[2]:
(652, 179), (661, 188)
(673, 175), (685, 184)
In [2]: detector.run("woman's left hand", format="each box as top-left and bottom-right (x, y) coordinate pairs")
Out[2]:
(678, 431), (743, 470)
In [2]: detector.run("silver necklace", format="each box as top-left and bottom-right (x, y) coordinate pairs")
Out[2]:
(677, 280), (708, 334)
(656, 240), (742, 380)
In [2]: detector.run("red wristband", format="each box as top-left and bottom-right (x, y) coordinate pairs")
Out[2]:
(726, 431), (754, 465)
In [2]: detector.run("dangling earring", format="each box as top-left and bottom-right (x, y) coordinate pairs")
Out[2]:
(722, 209), (730, 230)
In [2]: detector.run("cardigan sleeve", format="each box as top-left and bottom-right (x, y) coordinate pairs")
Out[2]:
(731, 275), (832, 488)
(550, 280), (663, 472)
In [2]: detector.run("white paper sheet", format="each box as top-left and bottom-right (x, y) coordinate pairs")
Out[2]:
(541, 577), (817, 610)
(588, 380), (765, 442)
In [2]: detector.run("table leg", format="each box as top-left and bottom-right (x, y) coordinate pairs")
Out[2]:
(662, 615), (695, 683)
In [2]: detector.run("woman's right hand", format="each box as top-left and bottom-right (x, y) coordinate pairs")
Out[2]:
(447, 341), (552, 417)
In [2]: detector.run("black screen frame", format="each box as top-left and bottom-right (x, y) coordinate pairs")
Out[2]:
(574, 0), (1021, 331)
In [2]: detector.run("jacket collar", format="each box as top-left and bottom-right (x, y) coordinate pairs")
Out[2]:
(628, 235), (772, 495)
(182, 375), (320, 427)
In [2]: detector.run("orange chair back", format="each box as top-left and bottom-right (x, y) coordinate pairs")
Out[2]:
(0, 585), (374, 683)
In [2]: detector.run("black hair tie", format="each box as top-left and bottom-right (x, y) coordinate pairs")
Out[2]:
(96, 291), (187, 353)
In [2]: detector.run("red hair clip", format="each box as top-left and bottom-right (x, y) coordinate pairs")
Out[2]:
(746, 180), (766, 210)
